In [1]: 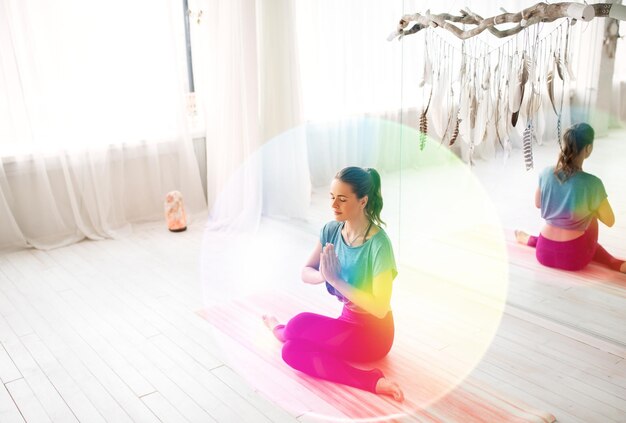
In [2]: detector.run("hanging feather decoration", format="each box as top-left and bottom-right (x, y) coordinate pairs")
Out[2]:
(419, 87), (433, 151)
(557, 114), (563, 151)
(510, 52), (528, 127)
(492, 52), (505, 149)
(481, 62), (491, 91)
(431, 65), (449, 138)
(474, 90), (489, 147)
(556, 23), (571, 152)
(441, 88), (458, 145)
(494, 92), (504, 149)
(419, 109), (428, 150)
(529, 83), (542, 116)
(565, 53), (576, 81)
(508, 71), (521, 115)
(547, 69), (558, 115)
(469, 88), (478, 130)
(523, 120), (534, 170)
(418, 36), (433, 152)
(554, 52), (565, 81)
(525, 76), (542, 127)
(515, 52), (530, 126)
(481, 122), (489, 146)
(525, 50), (541, 120)
(511, 111), (520, 128)
(456, 49), (467, 84)
(520, 51), (530, 86)
(449, 118), (460, 146)
(420, 47), (433, 88)
(563, 19), (575, 81)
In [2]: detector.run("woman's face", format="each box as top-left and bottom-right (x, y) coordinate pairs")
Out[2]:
(329, 178), (367, 221)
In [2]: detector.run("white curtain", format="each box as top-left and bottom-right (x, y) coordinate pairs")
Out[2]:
(0, 0), (206, 250)
(194, 0), (262, 231)
(259, 0), (311, 219)
(294, 0), (415, 188)
(194, 0), (310, 230)
(196, 0), (312, 311)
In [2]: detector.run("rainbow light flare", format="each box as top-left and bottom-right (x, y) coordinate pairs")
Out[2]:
(200, 118), (509, 421)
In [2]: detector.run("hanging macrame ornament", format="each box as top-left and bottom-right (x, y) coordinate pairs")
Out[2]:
(523, 121), (534, 170)
(389, 3), (599, 42)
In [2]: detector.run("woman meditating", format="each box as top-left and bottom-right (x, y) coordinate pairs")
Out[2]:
(515, 123), (625, 273)
(263, 166), (404, 401)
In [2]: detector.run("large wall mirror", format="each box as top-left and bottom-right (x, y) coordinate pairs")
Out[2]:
(397, 0), (626, 350)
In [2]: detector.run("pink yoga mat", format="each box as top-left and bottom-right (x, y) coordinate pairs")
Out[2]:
(198, 289), (556, 422)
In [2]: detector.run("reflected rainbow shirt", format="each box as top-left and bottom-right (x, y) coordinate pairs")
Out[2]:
(539, 166), (607, 231)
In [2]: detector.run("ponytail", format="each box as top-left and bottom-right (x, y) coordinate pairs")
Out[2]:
(364, 168), (385, 227)
(555, 123), (594, 182)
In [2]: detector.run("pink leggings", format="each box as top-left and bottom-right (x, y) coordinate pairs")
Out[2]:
(527, 219), (624, 271)
(273, 307), (394, 393)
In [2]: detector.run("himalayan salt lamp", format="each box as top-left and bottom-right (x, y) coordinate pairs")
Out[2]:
(164, 190), (187, 232)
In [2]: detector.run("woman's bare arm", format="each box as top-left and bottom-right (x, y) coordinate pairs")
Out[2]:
(301, 241), (325, 284)
(596, 198), (615, 227)
(535, 187), (541, 209)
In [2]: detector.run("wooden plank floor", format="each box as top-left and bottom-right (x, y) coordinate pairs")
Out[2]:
(1, 130), (625, 422)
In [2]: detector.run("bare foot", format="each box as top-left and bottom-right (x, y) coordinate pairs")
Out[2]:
(262, 314), (286, 342)
(262, 314), (280, 331)
(514, 229), (530, 245)
(375, 378), (404, 402)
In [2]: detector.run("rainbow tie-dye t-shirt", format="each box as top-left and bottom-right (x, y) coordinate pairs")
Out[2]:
(320, 221), (397, 306)
(538, 166), (607, 231)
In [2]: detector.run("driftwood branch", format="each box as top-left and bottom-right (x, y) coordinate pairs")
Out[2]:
(389, 2), (626, 41)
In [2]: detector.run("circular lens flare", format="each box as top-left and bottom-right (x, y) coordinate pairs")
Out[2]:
(201, 118), (508, 421)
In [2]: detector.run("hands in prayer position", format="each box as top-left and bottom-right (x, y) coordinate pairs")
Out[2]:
(319, 243), (341, 286)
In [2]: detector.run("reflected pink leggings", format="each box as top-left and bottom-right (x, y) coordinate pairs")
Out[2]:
(527, 219), (624, 271)
(273, 307), (394, 393)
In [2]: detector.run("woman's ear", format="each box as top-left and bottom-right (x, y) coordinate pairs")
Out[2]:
(360, 195), (369, 209)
